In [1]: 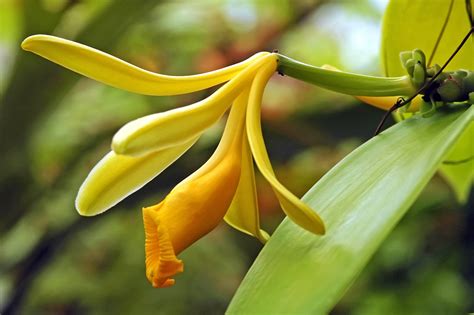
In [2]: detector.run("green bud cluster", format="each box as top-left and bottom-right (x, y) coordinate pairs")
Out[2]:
(399, 49), (473, 117)
(400, 49), (427, 88)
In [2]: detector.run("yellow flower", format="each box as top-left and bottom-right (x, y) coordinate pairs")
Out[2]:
(22, 35), (325, 288)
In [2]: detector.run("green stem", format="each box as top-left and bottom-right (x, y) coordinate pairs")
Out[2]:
(277, 54), (416, 96)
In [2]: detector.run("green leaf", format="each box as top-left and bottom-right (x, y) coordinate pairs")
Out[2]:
(227, 106), (473, 314)
(438, 122), (474, 203)
(381, 0), (473, 77)
(381, 0), (474, 203)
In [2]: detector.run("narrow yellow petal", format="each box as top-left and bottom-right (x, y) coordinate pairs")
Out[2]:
(224, 132), (270, 243)
(112, 54), (276, 156)
(247, 55), (326, 235)
(21, 34), (269, 95)
(356, 94), (422, 112)
(142, 91), (248, 288)
(76, 137), (198, 216)
(356, 95), (400, 110)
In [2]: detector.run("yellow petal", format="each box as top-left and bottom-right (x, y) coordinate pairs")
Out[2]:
(247, 55), (325, 235)
(355, 95), (399, 110)
(356, 95), (422, 112)
(142, 91), (248, 288)
(76, 137), (198, 216)
(21, 34), (269, 95)
(224, 132), (270, 243)
(112, 54), (275, 156)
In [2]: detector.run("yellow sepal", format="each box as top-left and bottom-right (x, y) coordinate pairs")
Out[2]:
(247, 56), (325, 235)
(76, 137), (197, 216)
(21, 34), (269, 96)
(225, 130), (270, 243)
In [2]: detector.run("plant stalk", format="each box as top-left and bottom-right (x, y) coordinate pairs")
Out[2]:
(277, 54), (416, 96)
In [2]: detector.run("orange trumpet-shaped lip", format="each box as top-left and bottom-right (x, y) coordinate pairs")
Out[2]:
(142, 99), (245, 288)
(142, 210), (184, 288)
(142, 155), (241, 287)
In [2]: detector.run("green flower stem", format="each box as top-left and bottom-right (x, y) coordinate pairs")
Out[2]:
(277, 54), (416, 96)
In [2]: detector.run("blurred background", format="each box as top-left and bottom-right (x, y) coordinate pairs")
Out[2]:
(0, 0), (472, 314)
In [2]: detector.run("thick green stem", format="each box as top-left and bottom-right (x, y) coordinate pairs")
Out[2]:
(277, 54), (417, 96)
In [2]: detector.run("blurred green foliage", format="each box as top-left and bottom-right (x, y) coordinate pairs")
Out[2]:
(0, 1), (472, 314)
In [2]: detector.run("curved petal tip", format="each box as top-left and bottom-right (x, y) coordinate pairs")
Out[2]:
(21, 34), (53, 51)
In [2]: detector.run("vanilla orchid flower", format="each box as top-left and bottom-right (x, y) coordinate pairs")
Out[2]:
(22, 35), (325, 287)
